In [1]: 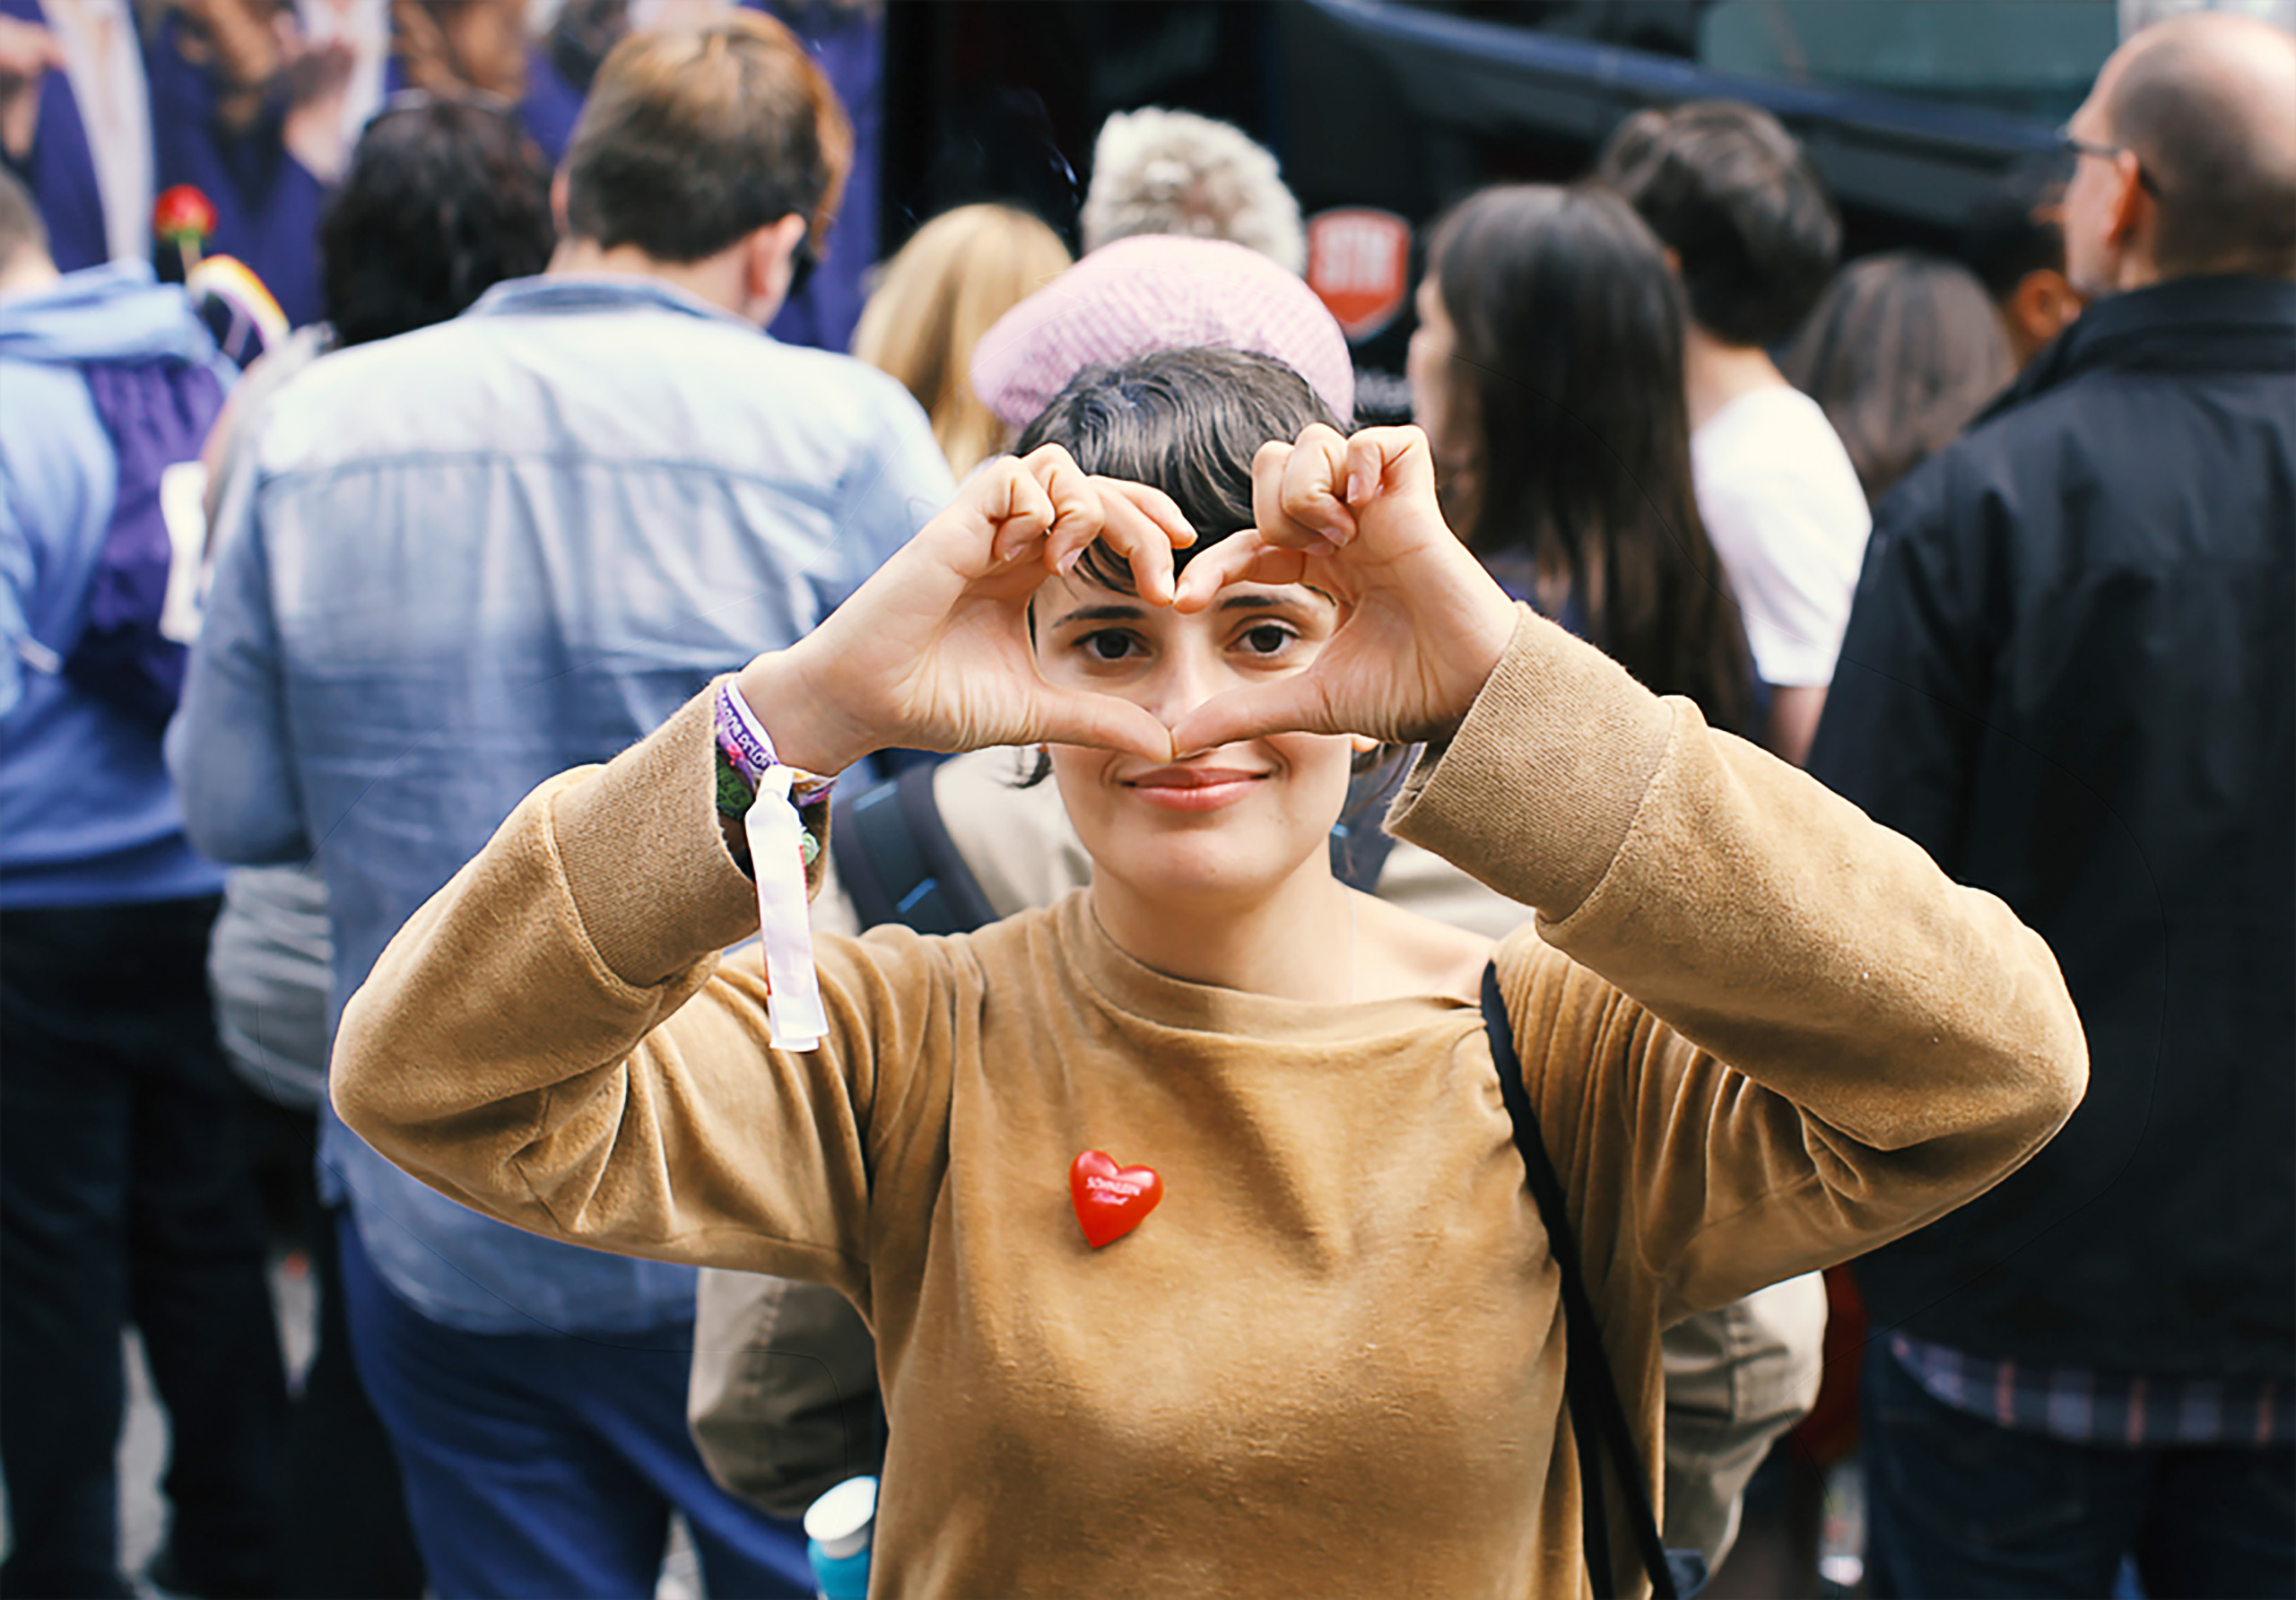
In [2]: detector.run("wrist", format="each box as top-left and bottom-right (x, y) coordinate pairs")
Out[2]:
(734, 648), (878, 778)
(1418, 582), (1523, 745)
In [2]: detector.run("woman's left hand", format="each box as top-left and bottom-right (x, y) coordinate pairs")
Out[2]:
(1166, 424), (1518, 754)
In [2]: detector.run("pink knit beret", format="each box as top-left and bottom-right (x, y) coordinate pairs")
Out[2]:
(969, 235), (1356, 432)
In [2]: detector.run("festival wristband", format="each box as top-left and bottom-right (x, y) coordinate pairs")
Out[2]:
(714, 678), (836, 804)
(712, 679), (833, 1051)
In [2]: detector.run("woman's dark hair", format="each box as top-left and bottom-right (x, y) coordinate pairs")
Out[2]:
(1427, 184), (1753, 734)
(318, 99), (555, 348)
(1013, 345), (1344, 596)
(1009, 346), (1368, 790)
(1594, 100), (1839, 348)
(1782, 251), (2014, 505)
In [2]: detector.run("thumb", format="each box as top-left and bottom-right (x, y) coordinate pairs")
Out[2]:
(1167, 675), (1337, 758)
(1031, 688), (1176, 764)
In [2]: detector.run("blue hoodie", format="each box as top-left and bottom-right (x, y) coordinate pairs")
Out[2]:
(1, 260), (234, 908)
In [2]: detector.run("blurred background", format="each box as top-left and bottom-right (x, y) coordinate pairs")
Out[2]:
(881, 0), (2181, 414)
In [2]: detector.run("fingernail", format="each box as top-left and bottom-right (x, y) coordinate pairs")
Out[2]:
(1348, 469), (1371, 504)
(1057, 546), (1082, 574)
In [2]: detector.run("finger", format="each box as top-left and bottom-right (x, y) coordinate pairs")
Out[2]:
(1098, 477), (1196, 551)
(1031, 688), (1176, 764)
(983, 457), (1058, 567)
(1252, 427), (1352, 551)
(1063, 479), (1187, 605)
(1170, 530), (1309, 613)
(1341, 425), (1438, 512)
(1168, 674), (1339, 758)
(1025, 445), (1105, 572)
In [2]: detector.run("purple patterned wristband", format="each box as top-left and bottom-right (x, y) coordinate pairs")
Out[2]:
(715, 679), (834, 804)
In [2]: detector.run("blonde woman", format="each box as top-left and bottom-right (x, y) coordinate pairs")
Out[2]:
(851, 204), (1071, 477)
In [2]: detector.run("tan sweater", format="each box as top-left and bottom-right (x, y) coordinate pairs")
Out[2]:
(335, 609), (2086, 1599)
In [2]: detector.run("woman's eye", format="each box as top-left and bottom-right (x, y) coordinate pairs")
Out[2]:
(1240, 622), (1295, 657)
(1081, 630), (1139, 663)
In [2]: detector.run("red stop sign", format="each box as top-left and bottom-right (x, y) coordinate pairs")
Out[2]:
(1307, 208), (1413, 343)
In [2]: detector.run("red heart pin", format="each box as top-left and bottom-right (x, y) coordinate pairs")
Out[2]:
(1069, 1149), (1163, 1248)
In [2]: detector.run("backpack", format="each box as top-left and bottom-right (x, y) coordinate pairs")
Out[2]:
(831, 753), (1407, 929)
(49, 357), (228, 731)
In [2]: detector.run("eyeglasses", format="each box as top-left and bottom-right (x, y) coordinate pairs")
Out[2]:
(2057, 125), (2161, 196)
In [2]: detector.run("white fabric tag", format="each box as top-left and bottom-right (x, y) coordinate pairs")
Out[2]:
(743, 765), (827, 1052)
(158, 460), (209, 644)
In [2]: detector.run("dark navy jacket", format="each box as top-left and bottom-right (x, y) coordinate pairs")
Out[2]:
(1809, 275), (2296, 1378)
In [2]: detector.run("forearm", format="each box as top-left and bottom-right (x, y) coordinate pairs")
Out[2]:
(1397, 607), (2086, 1166)
(331, 689), (754, 1176)
(332, 683), (874, 1276)
(1387, 605), (1676, 918)
(1763, 683), (1825, 768)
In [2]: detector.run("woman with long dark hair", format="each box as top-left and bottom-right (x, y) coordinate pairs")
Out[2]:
(1410, 183), (1755, 736)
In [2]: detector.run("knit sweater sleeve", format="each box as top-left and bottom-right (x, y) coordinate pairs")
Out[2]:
(1387, 606), (2089, 1321)
(331, 680), (956, 1310)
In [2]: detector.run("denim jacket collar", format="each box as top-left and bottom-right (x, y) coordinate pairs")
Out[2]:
(462, 272), (765, 334)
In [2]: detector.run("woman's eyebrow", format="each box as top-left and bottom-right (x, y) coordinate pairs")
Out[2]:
(1219, 590), (1337, 614)
(1047, 603), (1146, 628)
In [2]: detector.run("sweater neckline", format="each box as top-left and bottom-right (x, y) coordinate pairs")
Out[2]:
(1053, 890), (1469, 1044)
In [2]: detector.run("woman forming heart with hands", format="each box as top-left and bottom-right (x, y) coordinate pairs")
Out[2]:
(335, 348), (2084, 1600)
(739, 422), (1519, 778)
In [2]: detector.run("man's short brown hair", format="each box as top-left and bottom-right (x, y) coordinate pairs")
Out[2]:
(564, 11), (851, 265)
(1595, 100), (1840, 349)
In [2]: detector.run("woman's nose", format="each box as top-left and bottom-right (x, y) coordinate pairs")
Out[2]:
(1136, 637), (1227, 724)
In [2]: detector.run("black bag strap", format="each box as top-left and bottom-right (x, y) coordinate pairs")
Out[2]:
(831, 763), (1000, 935)
(1481, 963), (1679, 1600)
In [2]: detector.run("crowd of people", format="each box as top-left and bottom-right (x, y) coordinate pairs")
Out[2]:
(0, 4), (2290, 1599)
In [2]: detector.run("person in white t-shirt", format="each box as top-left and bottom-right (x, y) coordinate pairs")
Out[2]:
(1596, 101), (1870, 766)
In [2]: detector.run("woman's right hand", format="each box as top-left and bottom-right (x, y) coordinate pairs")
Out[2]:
(736, 446), (1194, 776)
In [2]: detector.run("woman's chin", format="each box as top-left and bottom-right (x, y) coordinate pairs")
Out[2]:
(1089, 833), (1325, 912)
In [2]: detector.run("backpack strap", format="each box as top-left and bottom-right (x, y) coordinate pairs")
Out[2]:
(60, 357), (228, 729)
(830, 762), (1000, 935)
(1329, 747), (1414, 893)
(1480, 963), (1680, 1600)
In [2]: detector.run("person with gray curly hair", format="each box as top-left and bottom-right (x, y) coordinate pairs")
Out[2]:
(1080, 106), (1307, 273)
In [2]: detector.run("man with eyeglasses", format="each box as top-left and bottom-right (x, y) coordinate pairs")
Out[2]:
(1810, 10), (2296, 1595)
(168, 12), (952, 1595)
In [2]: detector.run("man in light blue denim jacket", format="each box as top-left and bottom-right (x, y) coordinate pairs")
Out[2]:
(170, 14), (952, 1595)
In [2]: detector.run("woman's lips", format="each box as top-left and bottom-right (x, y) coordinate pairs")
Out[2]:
(1122, 766), (1269, 813)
